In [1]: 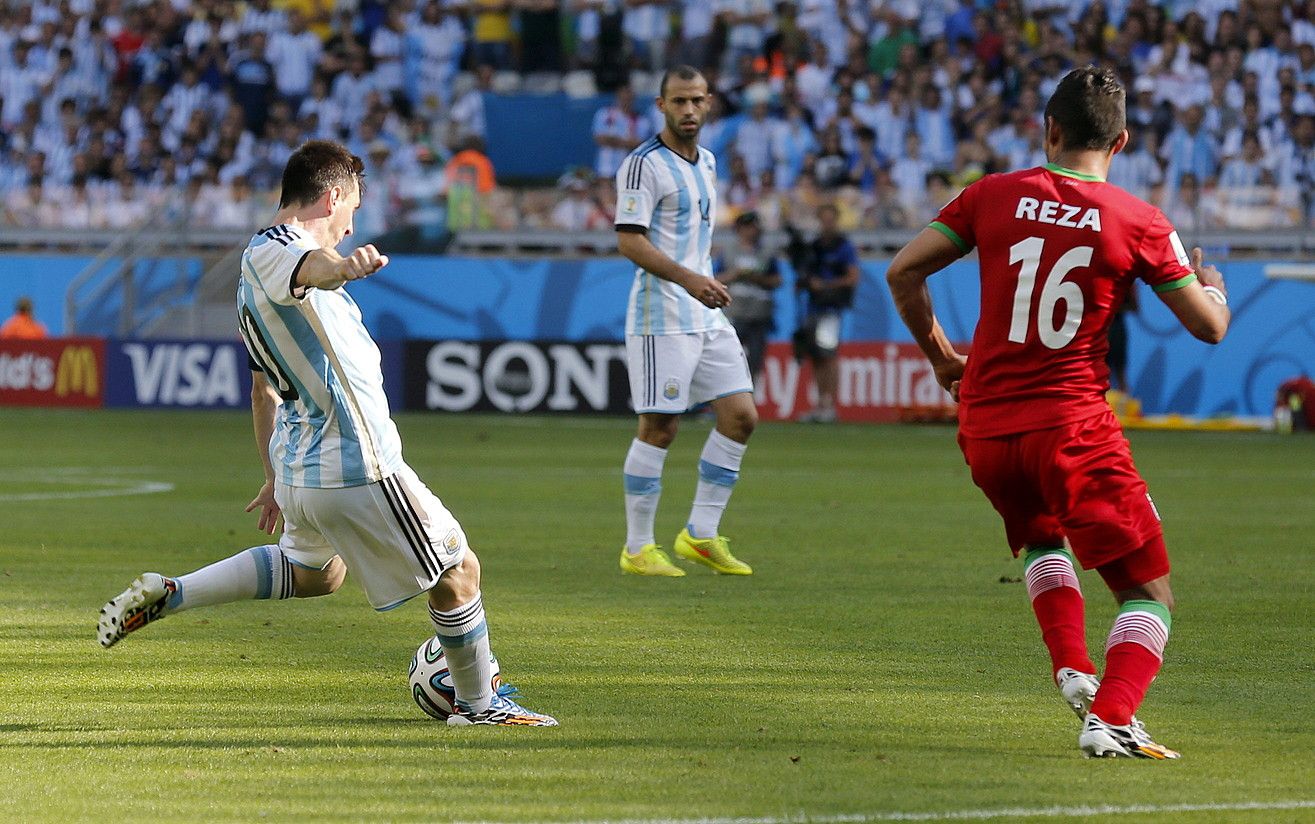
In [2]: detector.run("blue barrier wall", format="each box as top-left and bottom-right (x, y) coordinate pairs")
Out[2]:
(1, 255), (204, 337)
(483, 93), (606, 179)
(0, 256), (86, 336)
(350, 256), (1315, 418)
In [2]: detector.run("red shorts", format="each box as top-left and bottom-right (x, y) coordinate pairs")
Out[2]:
(957, 408), (1165, 572)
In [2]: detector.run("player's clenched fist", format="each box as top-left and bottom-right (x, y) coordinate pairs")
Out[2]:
(341, 244), (389, 280)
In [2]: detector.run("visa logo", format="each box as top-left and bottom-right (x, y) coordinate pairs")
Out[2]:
(123, 343), (241, 406)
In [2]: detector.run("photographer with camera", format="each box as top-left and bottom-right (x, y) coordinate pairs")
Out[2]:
(793, 203), (860, 423)
(715, 212), (782, 386)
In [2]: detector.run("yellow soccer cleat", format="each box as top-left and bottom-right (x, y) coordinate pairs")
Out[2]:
(619, 544), (686, 577)
(673, 528), (753, 575)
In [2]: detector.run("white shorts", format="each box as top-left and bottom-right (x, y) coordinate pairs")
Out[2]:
(274, 463), (468, 611)
(626, 327), (753, 414)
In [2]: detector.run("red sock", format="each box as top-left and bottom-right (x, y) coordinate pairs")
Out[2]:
(1091, 642), (1162, 725)
(1024, 548), (1094, 678)
(1031, 586), (1095, 677)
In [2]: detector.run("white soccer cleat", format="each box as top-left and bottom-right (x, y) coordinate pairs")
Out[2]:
(98, 573), (175, 648)
(1056, 667), (1101, 720)
(446, 694), (559, 727)
(1079, 713), (1181, 759)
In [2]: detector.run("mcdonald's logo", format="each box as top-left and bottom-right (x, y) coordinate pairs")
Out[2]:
(56, 345), (99, 398)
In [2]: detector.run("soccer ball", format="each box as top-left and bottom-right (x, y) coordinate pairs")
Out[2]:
(408, 637), (503, 720)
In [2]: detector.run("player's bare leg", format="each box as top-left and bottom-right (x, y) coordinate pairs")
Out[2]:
(675, 392), (755, 575)
(621, 413), (684, 576)
(98, 551), (345, 648)
(430, 551), (556, 726)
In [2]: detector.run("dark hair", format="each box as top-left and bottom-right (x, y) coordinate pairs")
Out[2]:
(1043, 66), (1126, 150)
(659, 65), (704, 97)
(278, 139), (365, 208)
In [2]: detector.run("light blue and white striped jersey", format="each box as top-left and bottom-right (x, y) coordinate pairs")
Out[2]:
(237, 224), (403, 488)
(615, 136), (732, 336)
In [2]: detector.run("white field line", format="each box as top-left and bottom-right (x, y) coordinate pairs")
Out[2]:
(0, 473), (174, 502)
(457, 799), (1315, 824)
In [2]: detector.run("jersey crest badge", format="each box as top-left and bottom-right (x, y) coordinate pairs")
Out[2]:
(441, 529), (461, 554)
(663, 379), (681, 400)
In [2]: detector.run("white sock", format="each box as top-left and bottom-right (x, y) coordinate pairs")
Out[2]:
(623, 438), (667, 554)
(169, 545), (294, 611)
(429, 593), (494, 713)
(687, 430), (747, 538)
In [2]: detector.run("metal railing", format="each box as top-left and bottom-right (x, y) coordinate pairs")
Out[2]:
(60, 194), (234, 336)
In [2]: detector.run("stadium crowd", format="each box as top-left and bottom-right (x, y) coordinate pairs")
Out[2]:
(2, 0), (1314, 237)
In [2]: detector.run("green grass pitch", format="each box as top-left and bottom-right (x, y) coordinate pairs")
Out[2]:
(1, 409), (1313, 822)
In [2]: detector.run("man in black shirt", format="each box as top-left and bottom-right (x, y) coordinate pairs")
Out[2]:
(796, 204), (860, 422)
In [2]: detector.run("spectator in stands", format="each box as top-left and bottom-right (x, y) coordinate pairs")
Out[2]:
(519, 0), (563, 74)
(715, 211), (782, 386)
(813, 126), (848, 189)
(890, 132), (931, 210)
(734, 90), (782, 180)
(0, 297), (49, 339)
(1163, 172), (1216, 233)
(230, 32), (276, 135)
(446, 136), (497, 230)
(1162, 102), (1220, 187)
(592, 84), (646, 178)
(1108, 130), (1164, 201)
(268, 10), (320, 110)
(677, 0), (716, 69)
(623, 0), (669, 72)
(409, 2), (466, 113)
(4, 0), (1315, 237)
(130, 28), (174, 90)
(300, 77), (343, 140)
(796, 202), (858, 424)
(771, 101), (818, 188)
(724, 0), (773, 74)
(450, 63), (493, 145)
(471, 0), (514, 71)
(371, 6), (407, 112)
(847, 126), (883, 192)
(399, 143), (450, 242)
(551, 175), (610, 230)
(331, 50), (377, 132)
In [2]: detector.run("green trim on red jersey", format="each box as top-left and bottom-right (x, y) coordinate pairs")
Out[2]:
(929, 220), (971, 253)
(1044, 163), (1105, 182)
(1151, 272), (1198, 293)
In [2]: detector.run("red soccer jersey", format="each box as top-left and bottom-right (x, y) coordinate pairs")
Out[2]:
(931, 164), (1197, 438)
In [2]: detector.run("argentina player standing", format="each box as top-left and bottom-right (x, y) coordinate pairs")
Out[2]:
(614, 67), (757, 578)
(98, 141), (555, 727)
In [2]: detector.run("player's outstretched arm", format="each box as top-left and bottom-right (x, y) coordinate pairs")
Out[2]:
(295, 244), (390, 293)
(617, 230), (731, 309)
(245, 370), (282, 535)
(1156, 247), (1230, 345)
(887, 227), (968, 396)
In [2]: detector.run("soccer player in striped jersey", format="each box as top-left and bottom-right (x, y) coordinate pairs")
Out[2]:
(98, 140), (555, 727)
(887, 68), (1230, 758)
(613, 66), (757, 577)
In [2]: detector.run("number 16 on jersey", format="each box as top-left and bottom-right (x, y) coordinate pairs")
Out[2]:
(1008, 237), (1093, 350)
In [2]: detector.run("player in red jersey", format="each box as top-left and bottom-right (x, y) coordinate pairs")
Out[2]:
(887, 67), (1230, 759)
